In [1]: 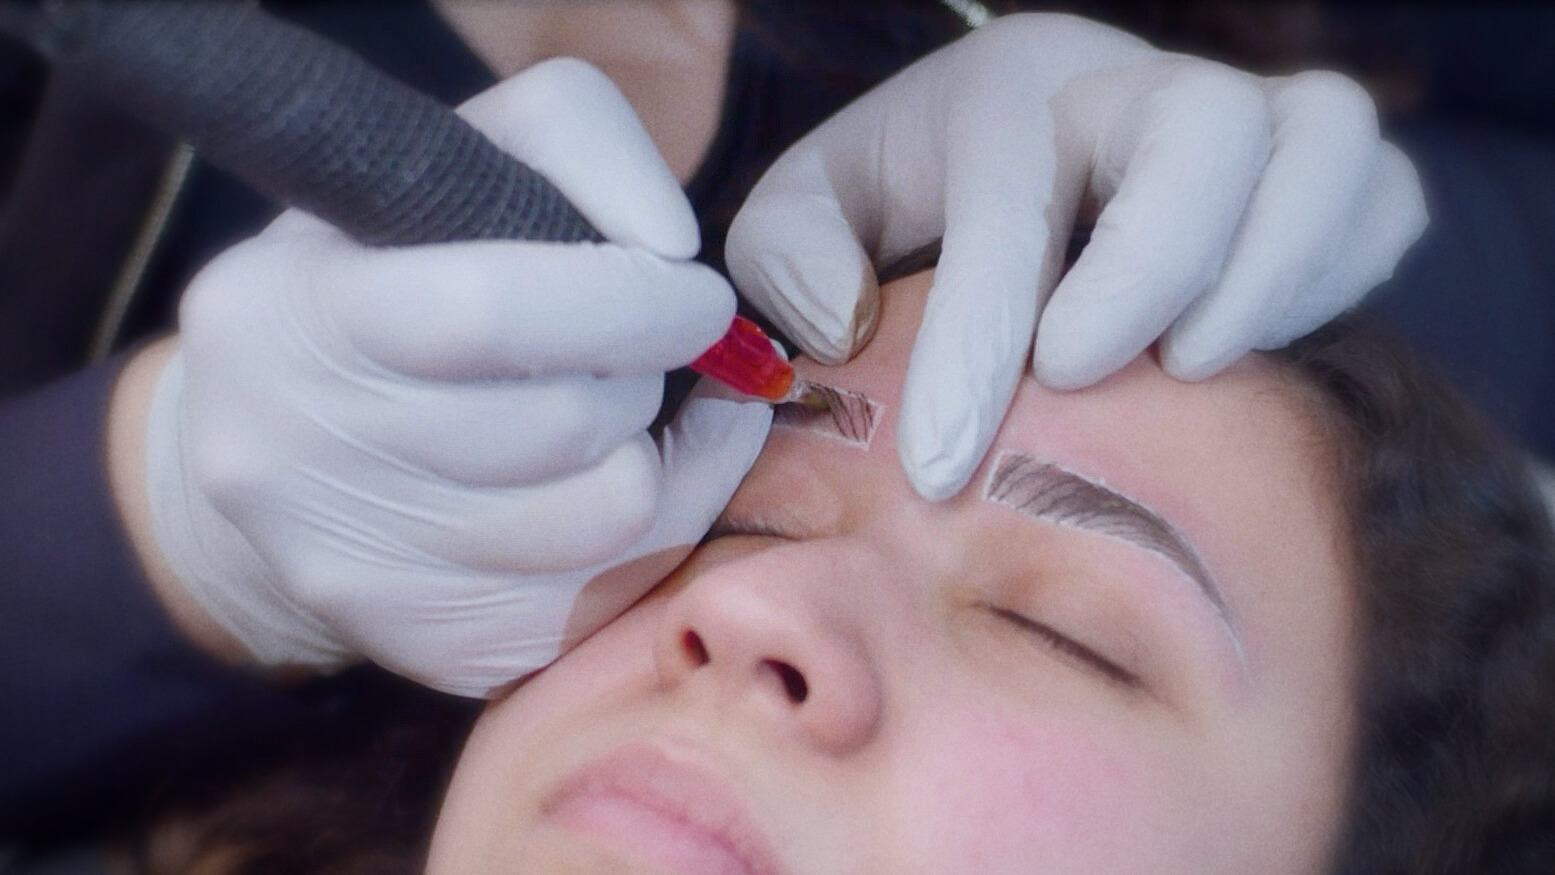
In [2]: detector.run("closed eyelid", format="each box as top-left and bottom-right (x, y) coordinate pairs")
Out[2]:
(983, 452), (1242, 655)
(702, 515), (801, 544)
(983, 602), (1142, 688)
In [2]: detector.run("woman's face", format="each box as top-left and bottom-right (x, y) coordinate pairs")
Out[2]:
(427, 272), (1358, 874)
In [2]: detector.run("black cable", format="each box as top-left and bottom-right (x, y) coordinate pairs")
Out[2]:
(0, 0), (604, 246)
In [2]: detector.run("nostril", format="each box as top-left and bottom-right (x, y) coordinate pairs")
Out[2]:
(682, 630), (709, 666)
(766, 659), (808, 704)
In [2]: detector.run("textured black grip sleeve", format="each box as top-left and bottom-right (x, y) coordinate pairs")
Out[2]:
(19, 0), (605, 246)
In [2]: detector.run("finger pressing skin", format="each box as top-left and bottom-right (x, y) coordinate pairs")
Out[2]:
(896, 78), (1060, 501)
(1162, 70), (1380, 380)
(727, 51), (956, 365)
(1035, 61), (1270, 390)
(1254, 142), (1428, 348)
(727, 182), (882, 365)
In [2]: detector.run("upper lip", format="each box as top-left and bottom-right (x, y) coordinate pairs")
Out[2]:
(542, 741), (786, 875)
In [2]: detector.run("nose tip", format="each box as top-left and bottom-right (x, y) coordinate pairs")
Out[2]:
(656, 579), (882, 754)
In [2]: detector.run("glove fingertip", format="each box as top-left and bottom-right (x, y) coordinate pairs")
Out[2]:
(728, 195), (877, 364)
(1159, 326), (1238, 383)
(661, 381), (773, 486)
(1031, 298), (1139, 391)
(1031, 341), (1108, 392)
(607, 188), (702, 260)
(895, 396), (982, 503)
(900, 436), (974, 502)
(905, 459), (968, 503)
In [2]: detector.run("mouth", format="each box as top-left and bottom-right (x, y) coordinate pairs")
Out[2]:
(542, 742), (784, 875)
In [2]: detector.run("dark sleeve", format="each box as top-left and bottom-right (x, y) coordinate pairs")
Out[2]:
(0, 359), (302, 841)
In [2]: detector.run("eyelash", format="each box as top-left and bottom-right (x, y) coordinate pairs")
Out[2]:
(981, 602), (1140, 688)
(699, 521), (790, 546)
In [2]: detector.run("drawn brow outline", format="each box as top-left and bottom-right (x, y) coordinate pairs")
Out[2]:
(772, 384), (881, 447)
(984, 451), (1239, 642)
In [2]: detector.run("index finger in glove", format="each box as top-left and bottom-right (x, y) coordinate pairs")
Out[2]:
(322, 239), (736, 380)
(1032, 61), (1271, 390)
(1161, 71), (1390, 379)
(726, 54), (954, 365)
(457, 57), (700, 259)
(895, 60), (1071, 502)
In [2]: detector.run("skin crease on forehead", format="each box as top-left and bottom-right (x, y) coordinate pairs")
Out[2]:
(426, 271), (1359, 875)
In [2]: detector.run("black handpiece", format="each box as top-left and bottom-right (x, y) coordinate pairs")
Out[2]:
(0, 0), (824, 408)
(0, 0), (605, 247)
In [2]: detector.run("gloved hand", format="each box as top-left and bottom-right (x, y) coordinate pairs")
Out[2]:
(141, 59), (772, 698)
(727, 13), (1427, 501)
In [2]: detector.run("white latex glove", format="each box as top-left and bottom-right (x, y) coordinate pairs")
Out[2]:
(143, 59), (772, 697)
(727, 13), (1427, 500)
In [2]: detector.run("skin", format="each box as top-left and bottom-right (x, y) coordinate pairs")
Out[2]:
(426, 271), (1359, 874)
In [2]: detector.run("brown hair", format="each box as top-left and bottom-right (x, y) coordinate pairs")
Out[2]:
(1273, 321), (1555, 874)
(121, 673), (475, 875)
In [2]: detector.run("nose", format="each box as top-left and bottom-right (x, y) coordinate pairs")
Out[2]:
(654, 547), (884, 754)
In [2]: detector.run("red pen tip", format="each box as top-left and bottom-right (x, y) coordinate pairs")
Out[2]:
(688, 315), (795, 401)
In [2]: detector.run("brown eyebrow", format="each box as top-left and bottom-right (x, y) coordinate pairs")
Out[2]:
(771, 384), (882, 448)
(984, 452), (1240, 645)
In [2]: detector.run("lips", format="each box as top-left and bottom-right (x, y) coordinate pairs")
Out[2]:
(543, 742), (783, 875)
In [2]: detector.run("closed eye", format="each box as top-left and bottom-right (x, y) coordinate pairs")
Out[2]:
(982, 602), (1140, 689)
(707, 520), (1144, 690)
(700, 517), (798, 546)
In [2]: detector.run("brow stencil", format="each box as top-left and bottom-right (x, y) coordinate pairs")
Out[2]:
(772, 384), (882, 448)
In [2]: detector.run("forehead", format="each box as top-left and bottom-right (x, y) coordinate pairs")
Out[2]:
(773, 272), (1328, 522)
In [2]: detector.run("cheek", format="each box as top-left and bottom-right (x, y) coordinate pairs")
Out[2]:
(887, 702), (1198, 873)
(481, 595), (667, 746)
(436, 598), (668, 839)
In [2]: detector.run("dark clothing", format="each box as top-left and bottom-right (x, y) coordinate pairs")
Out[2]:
(0, 0), (969, 841)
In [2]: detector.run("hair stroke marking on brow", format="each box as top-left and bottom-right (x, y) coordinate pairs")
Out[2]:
(772, 384), (882, 448)
(984, 451), (1240, 646)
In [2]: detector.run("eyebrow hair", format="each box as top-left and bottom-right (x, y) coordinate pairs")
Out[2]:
(984, 452), (1239, 641)
(772, 384), (882, 448)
